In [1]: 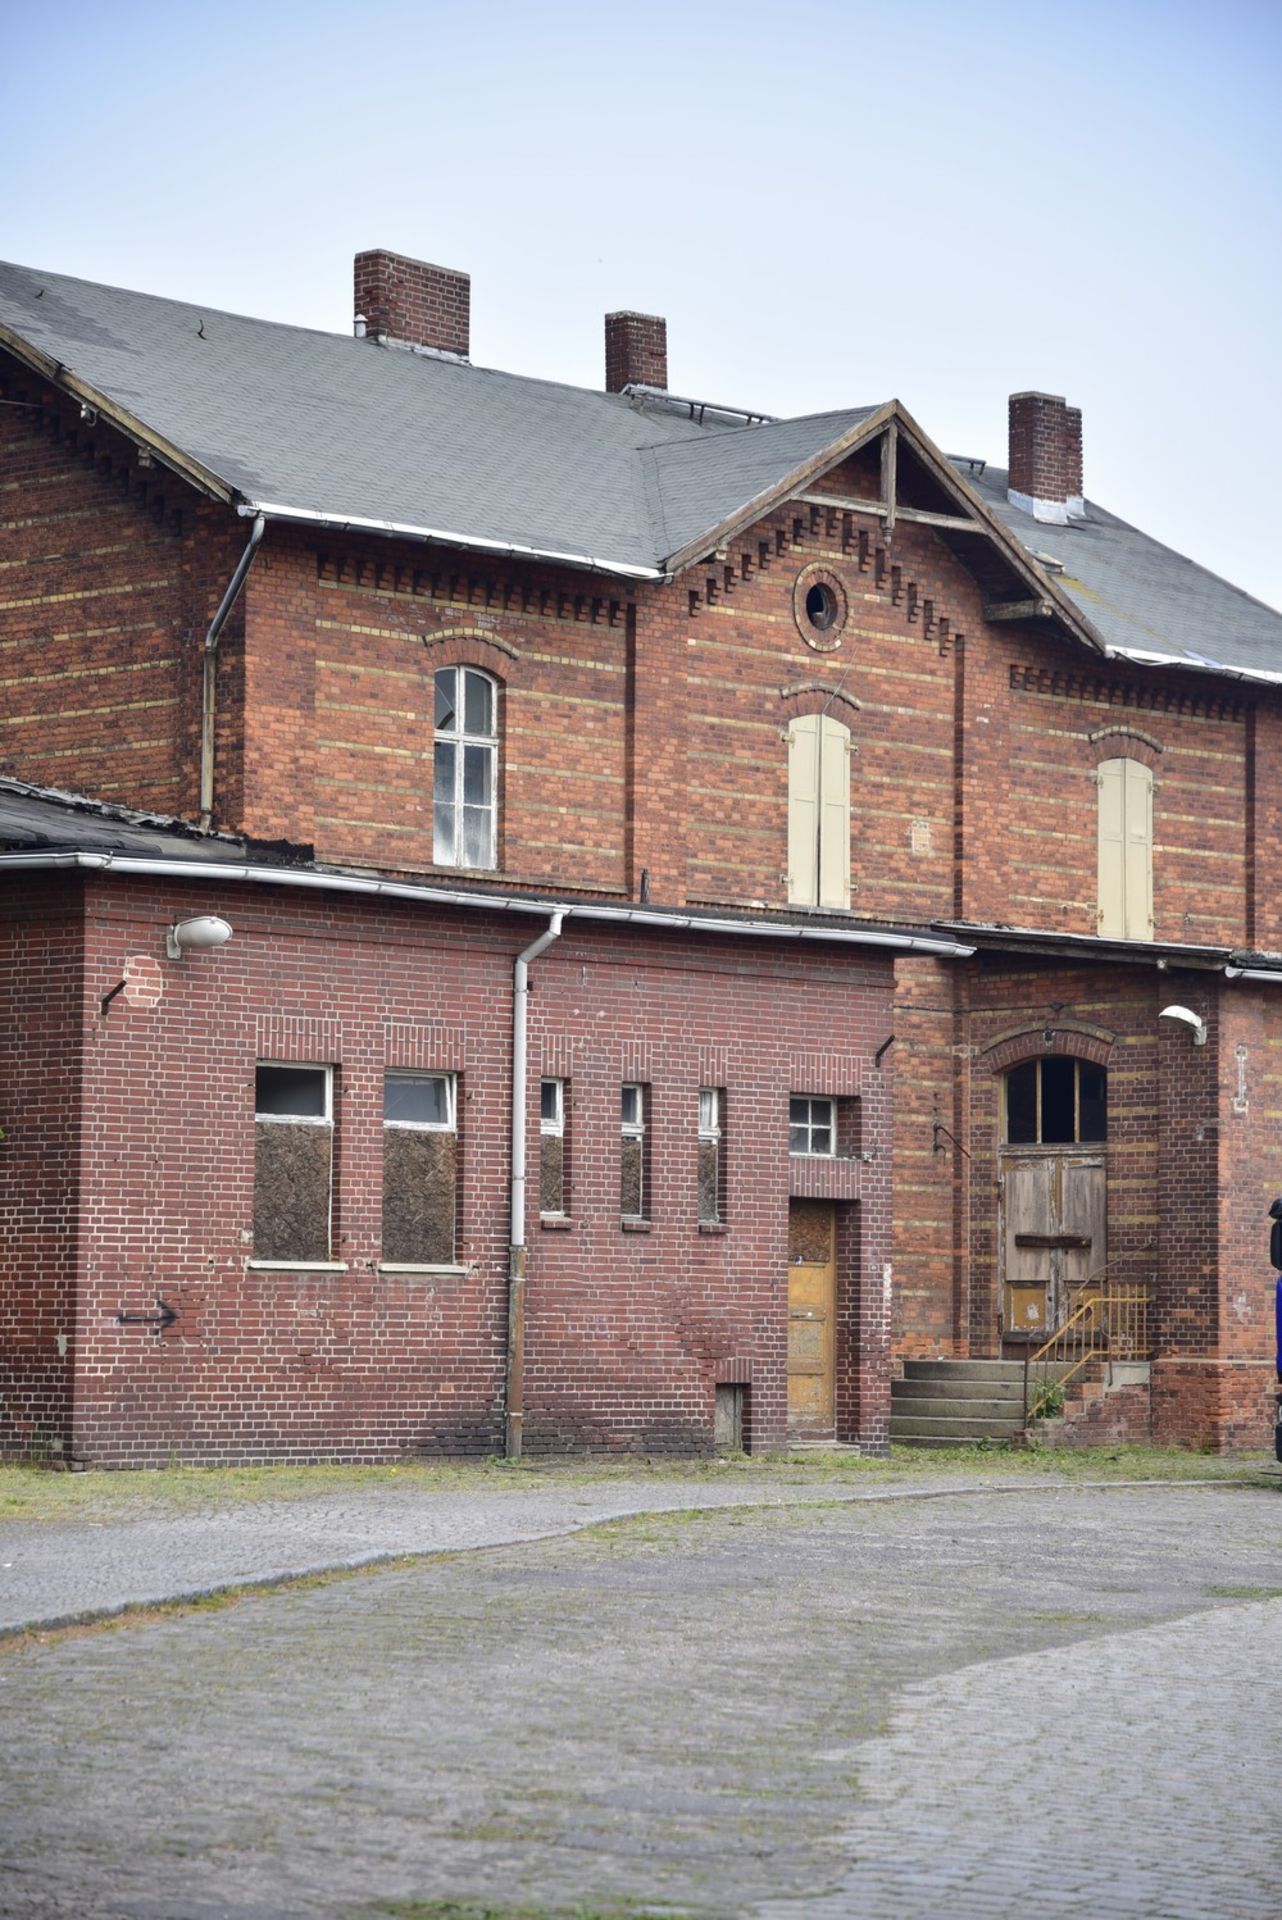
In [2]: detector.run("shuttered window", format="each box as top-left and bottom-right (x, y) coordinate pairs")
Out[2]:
(787, 713), (851, 909)
(1097, 757), (1153, 940)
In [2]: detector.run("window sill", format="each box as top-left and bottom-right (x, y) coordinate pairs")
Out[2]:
(377, 1263), (472, 1275)
(621, 1217), (653, 1233)
(540, 1215), (574, 1231)
(697, 1221), (728, 1235)
(247, 1260), (348, 1272)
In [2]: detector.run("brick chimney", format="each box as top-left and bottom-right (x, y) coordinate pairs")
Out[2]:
(354, 249), (470, 359)
(1007, 391), (1085, 524)
(605, 311), (668, 393)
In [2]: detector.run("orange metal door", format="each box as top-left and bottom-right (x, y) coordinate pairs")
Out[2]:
(787, 1200), (836, 1437)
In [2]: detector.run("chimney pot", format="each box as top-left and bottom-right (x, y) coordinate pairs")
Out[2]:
(1007, 390), (1085, 524)
(354, 249), (470, 359)
(605, 310), (668, 393)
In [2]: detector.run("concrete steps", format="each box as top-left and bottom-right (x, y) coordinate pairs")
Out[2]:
(891, 1359), (1035, 1448)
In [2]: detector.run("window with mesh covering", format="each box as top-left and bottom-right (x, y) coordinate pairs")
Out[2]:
(254, 1065), (333, 1262)
(698, 1088), (724, 1224)
(540, 1078), (567, 1217)
(383, 1072), (458, 1264)
(621, 1083), (649, 1221)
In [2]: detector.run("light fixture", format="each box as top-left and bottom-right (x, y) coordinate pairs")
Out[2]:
(1159, 1004), (1207, 1046)
(166, 915), (233, 960)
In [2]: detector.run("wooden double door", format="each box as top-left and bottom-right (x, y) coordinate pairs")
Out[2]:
(787, 1200), (837, 1438)
(1000, 1151), (1106, 1337)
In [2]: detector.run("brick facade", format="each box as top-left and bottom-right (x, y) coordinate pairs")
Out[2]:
(2, 319), (1280, 1461)
(0, 873), (892, 1466)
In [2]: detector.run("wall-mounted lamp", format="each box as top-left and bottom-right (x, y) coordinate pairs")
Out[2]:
(166, 915), (233, 961)
(1159, 1004), (1207, 1046)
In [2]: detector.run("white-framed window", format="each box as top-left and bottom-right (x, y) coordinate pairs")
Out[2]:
(698, 1087), (724, 1225)
(540, 1077), (567, 1216)
(382, 1072), (458, 1264)
(789, 1094), (835, 1157)
(787, 713), (851, 909)
(434, 666), (498, 870)
(254, 1064), (334, 1261)
(621, 1082), (648, 1220)
(384, 1071), (456, 1131)
(1097, 757), (1153, 940)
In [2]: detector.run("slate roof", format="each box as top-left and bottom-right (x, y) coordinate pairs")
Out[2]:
(961, 464), (1282, 681)
(2, 260), (1279, 677)
(0, 261), (875, 578)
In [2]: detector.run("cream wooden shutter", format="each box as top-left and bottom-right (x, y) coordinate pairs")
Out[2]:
(817, 716), (852, 910)
(1097, 759), (1126, 937)
(787, 715), (820, 905)
(1123, 758), (1153, 939)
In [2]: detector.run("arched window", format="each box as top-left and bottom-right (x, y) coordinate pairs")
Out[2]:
(1097, 757), (1152, 940)
(433, 667), (497, 869)
(787, 712), (851, 909)
(1004, 1056), (1107, 1145)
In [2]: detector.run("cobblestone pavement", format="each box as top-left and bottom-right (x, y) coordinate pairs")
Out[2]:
(758, 1596), (1282, 1920)
(1, 1482), (1279, 1919)
(0, 1468), (1090, 1634)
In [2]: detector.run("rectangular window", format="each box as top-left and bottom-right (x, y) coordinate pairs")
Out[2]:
(789, 1094), (836, 1157)
(540, 1077), (568, 1216)
(254, 1064), (333, 1261)
(382, 1071), (458, 1264)
(787, 714), (851, 910)
(698, 1087), (724, 1224)
(621, 1083), (649, 1220)
(1097, 757), (1153, 940)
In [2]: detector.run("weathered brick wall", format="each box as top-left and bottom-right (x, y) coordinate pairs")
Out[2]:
(49, 873), (894, 1466)
(0, 386), (240, 815)
(0, 876), (83, 1459)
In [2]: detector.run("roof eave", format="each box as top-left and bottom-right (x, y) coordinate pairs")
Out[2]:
(236, 500), (667, 582)
(0, 319), (236, 506)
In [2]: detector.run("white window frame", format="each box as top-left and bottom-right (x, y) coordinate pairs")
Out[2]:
(790, 1094), (836, 1157)
(383, 1071), (457, 1132)
(698, 1088), (721, 1143)
(540, 1078), (565, 1137)
(621, 1082), (647, 1219)
(433, 665), (498, 870)
(254, 1063), (333, 1125)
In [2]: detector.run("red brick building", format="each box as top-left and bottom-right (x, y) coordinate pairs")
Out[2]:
(1, 250), (1279, 1463)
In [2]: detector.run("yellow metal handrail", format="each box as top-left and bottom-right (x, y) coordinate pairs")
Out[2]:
(1022, 1281), (1151, 1425)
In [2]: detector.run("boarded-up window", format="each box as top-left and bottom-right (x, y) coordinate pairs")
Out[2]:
(698, 1088), (723, 1224)
(383, 1073), (457, 1264)
(540, 1078), (567, 1215)
(787, 713), (851, 909)
(621, 1083), (648, 1220)
(254, 1065), (332, 1261)
(1097, 757), (1153, 940)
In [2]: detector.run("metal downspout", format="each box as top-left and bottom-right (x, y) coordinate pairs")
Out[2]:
(506, 910), (565, 1458)
(199, 513), (265, 832)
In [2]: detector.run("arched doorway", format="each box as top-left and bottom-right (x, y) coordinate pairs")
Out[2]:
(999, 1054), (1108, 1338)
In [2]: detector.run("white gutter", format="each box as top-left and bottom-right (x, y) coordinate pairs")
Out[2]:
(0, 851), (973, 958)
(506, 911), (565, 1459)
(236, 501), (666, 583)
(1102, 644), (1282, 690)
(1223, 967), (1282, 984)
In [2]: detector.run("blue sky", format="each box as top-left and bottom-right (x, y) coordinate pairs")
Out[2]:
(5, 0), (1280, 609)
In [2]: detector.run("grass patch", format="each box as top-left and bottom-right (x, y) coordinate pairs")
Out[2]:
(1202, 1583), (1282, 1600)
(0, 1443), (1273, 1525)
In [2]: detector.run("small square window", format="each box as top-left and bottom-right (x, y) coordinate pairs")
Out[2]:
(790, 1095), (835, 1157)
